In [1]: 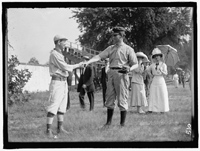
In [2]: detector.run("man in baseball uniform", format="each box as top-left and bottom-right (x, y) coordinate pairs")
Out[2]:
(85, 27), (138, 128)
(46, 35), (83, 138)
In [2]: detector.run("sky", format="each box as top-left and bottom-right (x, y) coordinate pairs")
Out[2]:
(7, 8), (81, 64)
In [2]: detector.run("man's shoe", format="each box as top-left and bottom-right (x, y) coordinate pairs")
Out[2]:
(57, 127), (70, 134)
(119, 124), (125, 128)
(147, 111), (153, 114)
(46, 129), (57, 139)
(99, 124), (111, 130)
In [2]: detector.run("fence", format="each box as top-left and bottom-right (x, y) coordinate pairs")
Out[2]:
(16, 63), (80, 92)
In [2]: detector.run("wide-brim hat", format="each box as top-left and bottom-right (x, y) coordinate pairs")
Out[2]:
(143, 58), (151, 63)
(136, 52), (148, 62)
(54, 35), (68, 42)
(151, 48), (163, 58)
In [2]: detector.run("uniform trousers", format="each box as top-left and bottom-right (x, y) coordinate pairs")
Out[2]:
(105, 69), (129, 111)
(47, 80), (68, 115)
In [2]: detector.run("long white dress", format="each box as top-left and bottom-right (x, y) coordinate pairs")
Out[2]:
(130, 64), (148, 107)
(173, 74), (179, 88)
(148, 62), (169, 112)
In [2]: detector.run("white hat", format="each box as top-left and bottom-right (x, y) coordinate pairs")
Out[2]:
(143, 58), (150, 63)
(136, 52), (148, 62)
(54, 35), (68, 42)
(152, 48), (163, 58)
(83, 56), (90, 60)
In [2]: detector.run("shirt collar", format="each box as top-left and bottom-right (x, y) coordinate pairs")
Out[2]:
(115, 41), (125, 47)
(54, 48), (63, 55)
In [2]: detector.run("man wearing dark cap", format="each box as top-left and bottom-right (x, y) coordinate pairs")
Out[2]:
(46, 35), (84, 138)
(77, 56), (95, 111)
(85, 27), (138, 128)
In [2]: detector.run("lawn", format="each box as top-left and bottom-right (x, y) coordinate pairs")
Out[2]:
(6, 82), (194, 147)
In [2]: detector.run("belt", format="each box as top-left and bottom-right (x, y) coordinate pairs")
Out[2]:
(52, 76), (67, 81)
(110, 67), (122, 70)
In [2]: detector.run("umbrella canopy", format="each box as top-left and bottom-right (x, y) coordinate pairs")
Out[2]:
(156, 45), (180, 67)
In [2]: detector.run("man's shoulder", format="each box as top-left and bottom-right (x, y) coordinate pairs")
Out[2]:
(105, 45), (114, 50)
(50, 49), (57, 56)
(50, 49), (63, 58)
(123, 43), (134, 50)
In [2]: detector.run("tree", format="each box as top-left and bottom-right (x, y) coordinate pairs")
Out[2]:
(72, 7), (192, 56)
(8, 55), (32, 105)
(28, 57), (39, 65)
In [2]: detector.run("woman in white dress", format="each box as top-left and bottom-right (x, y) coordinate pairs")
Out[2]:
(147, 48), (169, 113)
(130, 52), (148, 114)
(173, 72), (179, 88)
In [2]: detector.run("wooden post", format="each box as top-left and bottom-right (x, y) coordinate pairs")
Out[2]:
(74, 68), (77, 85)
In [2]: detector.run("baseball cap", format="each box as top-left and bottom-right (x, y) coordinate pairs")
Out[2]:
(112, 26), (125, 33)
(54, 35), (68, 42)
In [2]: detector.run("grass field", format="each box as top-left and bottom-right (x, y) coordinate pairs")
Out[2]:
(7, 82), (193, 144)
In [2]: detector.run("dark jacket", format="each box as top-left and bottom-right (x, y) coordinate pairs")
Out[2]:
(77, 65), (95, 92)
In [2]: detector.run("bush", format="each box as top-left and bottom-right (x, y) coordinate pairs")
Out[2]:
(8, 55), (32, 105)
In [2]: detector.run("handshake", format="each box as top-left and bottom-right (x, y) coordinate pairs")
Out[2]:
(77, 61), (88, 68)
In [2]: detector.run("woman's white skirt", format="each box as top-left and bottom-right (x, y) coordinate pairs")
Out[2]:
(148, 76), (169, 112)
(174, 80), (179, 88)
(130, 83), (148, 107)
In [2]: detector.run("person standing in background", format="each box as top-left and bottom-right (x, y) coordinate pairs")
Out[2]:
(77, 56), (95, 111)
(147, 48), (169, 113)
(101, 58), (109, 107)
(142, 59), (151, 97)
(173, 72), (179, 88)
(180, 71), (186, 88)
(130, 52), (148, 114)
(46, 35), (83, 138)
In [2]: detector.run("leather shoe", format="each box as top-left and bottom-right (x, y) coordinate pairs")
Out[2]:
(46, 129), (57, 139)
(57, 127), (70, 134)
(99, 124), (111, 130)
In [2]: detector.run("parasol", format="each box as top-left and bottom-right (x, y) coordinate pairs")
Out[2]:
(156, 45), (180, 67)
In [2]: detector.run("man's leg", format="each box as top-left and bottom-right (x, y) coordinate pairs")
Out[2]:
(79, 88), (86, 109)
(57, 111), (70, 134)
(102, 88), (106, 106)
(87, 92), (94, 111)
(46, 112), (56, 137)
(105, 108), (114, 125)
(120, 110), (127, 127)
(115, 73), (129, 127)
(66, 91), (70, 110)
(101, 71), (116, 129)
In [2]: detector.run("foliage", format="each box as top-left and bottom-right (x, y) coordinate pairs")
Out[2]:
(177, 39), (192, 70)
(8, 55), (32, 105)
(72, 7), (192, 62)
(28, 57), (40, 65)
